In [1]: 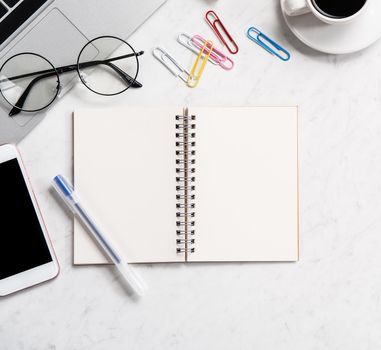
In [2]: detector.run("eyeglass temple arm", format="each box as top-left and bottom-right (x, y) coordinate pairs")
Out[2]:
(105, 62), (142, 88)
(8, 52), (144, 116)
(9, 72), (57, 116)
(1, 51), (144, 83)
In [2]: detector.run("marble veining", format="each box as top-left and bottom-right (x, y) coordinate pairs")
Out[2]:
(2, 0), (381, 348)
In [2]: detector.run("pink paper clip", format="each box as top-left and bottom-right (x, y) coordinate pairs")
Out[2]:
(191, 34), (234, 70)
(205, 10), (239, 55)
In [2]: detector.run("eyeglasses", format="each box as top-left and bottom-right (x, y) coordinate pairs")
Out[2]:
(0, 36), (143, 117)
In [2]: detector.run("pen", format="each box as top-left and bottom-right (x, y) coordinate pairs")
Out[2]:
(52, 175), (145, 296)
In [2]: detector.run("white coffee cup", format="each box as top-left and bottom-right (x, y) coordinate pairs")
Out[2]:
(283, 0), (369, 24)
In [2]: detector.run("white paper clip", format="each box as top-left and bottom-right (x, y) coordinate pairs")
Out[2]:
(152, 47), (190, 83)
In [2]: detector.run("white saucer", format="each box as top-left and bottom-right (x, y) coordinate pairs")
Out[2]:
(280, 0), (381, 54)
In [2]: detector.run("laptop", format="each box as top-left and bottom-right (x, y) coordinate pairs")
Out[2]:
(0, 0), (167, 144)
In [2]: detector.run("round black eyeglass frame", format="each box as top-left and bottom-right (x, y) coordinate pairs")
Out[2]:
(0, 35), (142, 116)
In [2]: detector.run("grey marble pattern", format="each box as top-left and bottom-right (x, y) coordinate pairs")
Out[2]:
(2, 0), (381, 348)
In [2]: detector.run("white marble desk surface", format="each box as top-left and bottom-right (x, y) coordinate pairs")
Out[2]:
(2, 0), (381, 349)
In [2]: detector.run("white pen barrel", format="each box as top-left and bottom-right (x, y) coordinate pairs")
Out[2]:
(116, 262), (145, 296)
(73, 202), (122, 265)
(52, 175), (145, 297)
(74, 203), (145, 296)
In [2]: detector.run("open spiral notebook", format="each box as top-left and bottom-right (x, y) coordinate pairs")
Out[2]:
(73, 106), (299, 264)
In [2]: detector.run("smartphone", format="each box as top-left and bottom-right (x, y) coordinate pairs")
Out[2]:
(0, 144), (59, 296)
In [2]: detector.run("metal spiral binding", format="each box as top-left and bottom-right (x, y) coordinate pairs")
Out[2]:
(175, 108), (196, 257)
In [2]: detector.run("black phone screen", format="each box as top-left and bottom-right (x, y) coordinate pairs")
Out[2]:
(0, 158), (52, 280)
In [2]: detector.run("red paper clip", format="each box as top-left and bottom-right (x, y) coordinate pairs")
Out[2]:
(205, 10), (239, 55)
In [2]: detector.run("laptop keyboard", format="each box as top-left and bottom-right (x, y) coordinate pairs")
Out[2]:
(4, 0), (20, 7)
(0, 0), (49, 47)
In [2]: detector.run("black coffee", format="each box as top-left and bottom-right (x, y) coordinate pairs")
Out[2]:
(311, 0), (367, 18)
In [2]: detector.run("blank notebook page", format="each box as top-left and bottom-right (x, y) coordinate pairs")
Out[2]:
(74, 108), (181, 264)
(190, 107), (298, 262)
(74, 106), (298, 264)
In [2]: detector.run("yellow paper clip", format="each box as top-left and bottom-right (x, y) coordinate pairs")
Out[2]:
(187, 40), (213, 88)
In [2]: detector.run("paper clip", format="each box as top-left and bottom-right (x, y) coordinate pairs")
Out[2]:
(247, 27), (291, 62)
(152, 47), (190, 83)
(177, 33), (234, 71)
(205, 10), (239, 55)
(191, 35), (234, 70)
(177, 33), (219, 66)
(187, 40), (214, 88)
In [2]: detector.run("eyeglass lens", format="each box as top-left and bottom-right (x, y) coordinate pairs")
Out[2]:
(77, 36), (139, 96)
(0, 53), (59, 113)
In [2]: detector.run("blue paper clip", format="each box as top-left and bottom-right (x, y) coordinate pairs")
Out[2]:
(247, 27), (291, 62)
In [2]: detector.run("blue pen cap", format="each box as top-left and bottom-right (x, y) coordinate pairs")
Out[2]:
(53, 175), (74, 197)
